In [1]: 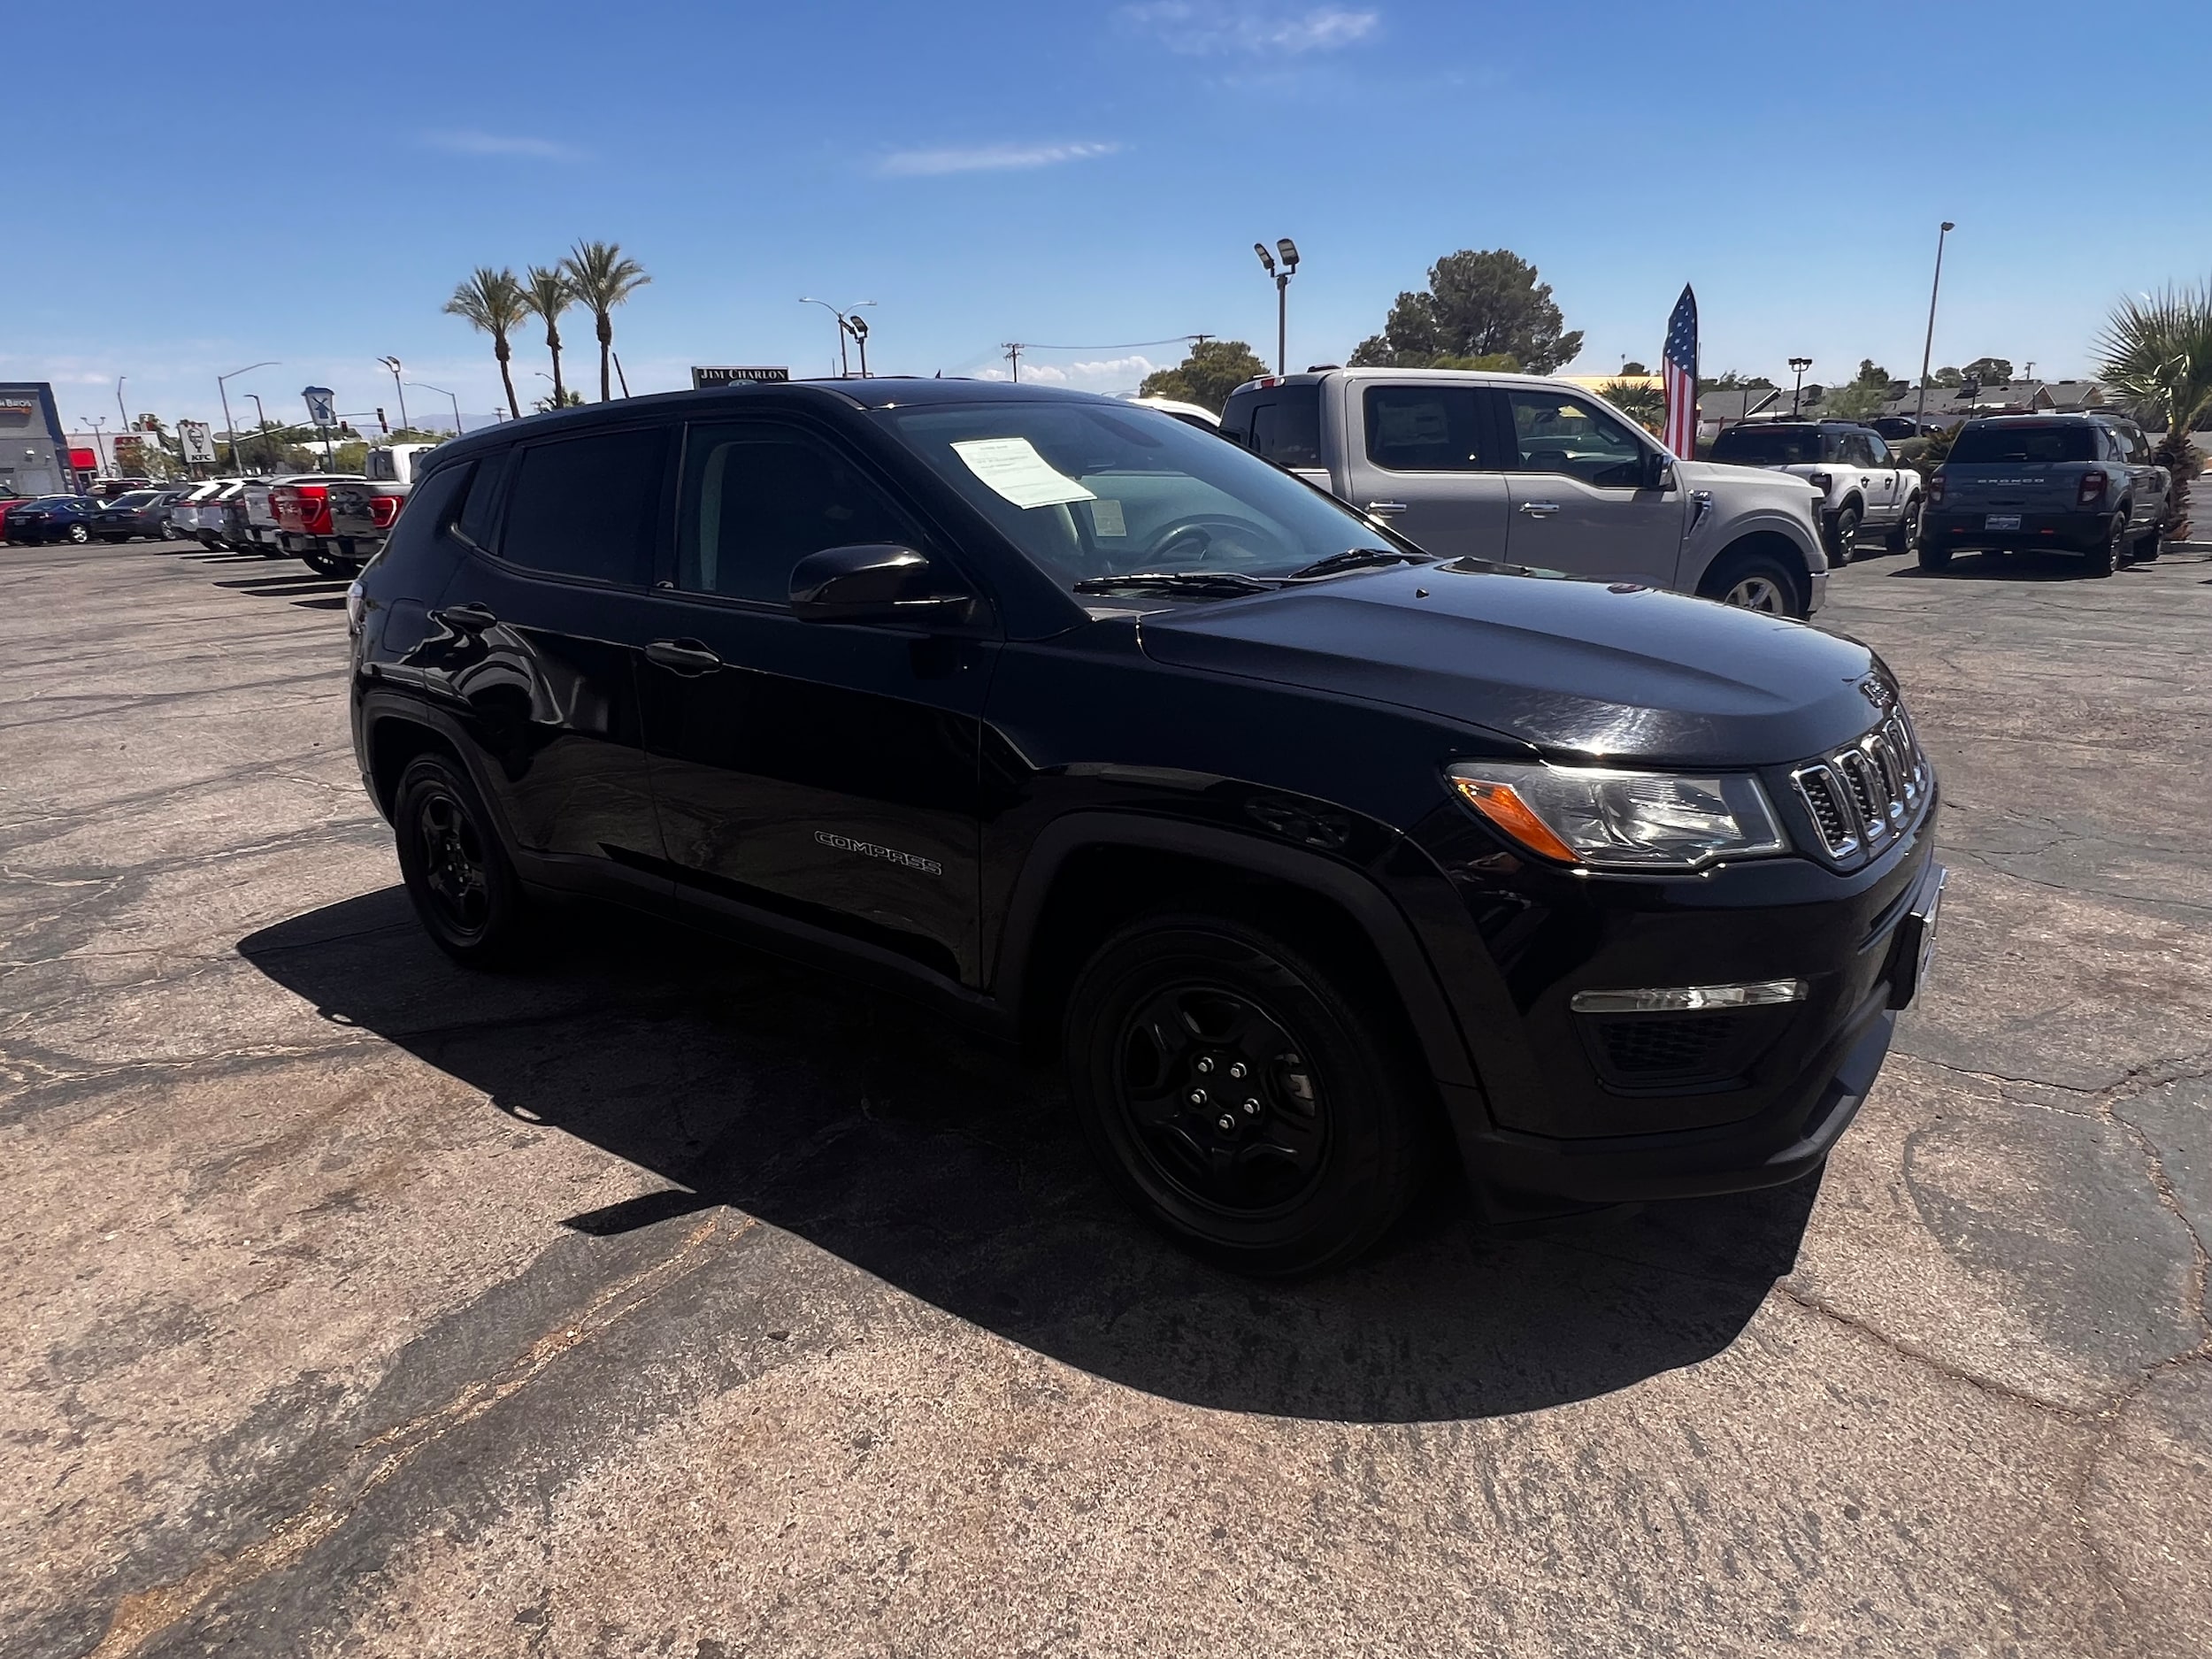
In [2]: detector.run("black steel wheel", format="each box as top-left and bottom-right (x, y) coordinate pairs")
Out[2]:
(1824, 503), (1860, 566)
(2084, 512), (2124, 578)
(1064, 915), (1426, 1275)
(393, 753), (527, 965)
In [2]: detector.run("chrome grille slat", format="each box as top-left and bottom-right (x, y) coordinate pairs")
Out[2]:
(1790, 712), (1930, 862)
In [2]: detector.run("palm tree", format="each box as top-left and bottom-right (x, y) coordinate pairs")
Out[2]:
(563, 240), (650, 401)
(443, 266), (531, 421)
(2094, 280), (2212, 433)
(523, 265), (576, 406)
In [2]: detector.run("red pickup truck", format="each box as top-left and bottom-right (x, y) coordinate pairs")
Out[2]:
(272, 482), (357, 576)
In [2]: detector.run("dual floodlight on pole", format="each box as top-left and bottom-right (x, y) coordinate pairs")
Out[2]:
(216, 360), (278, 474)
(801, 297), (877, 378)
(1254, 237), (1301, 375)
(1789, 357), (1813, 418)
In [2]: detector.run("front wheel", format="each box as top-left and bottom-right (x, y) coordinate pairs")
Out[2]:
(1699, 547), (1807, 618)
(392, 753), (530, 966)
(64, 523), (90, 544)
(1063, 914), (1427, 1275)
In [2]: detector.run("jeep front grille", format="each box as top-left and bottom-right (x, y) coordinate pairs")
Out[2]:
(1790, 715), (1928, 860)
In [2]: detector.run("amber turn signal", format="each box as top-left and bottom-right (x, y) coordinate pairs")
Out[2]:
(1451, 776), (1583, 864)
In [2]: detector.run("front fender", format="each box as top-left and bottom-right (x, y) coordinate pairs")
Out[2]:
(1683, 503), (1828, 589)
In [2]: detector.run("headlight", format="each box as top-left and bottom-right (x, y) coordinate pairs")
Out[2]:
(1448, 760), (1787, 871)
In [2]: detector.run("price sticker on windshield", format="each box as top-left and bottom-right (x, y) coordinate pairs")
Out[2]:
(950, 437), (1096, 510)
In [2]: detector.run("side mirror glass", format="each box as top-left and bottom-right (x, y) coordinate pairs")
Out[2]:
(1644, 450), (1675, 490)
(788, 543), (973, 626)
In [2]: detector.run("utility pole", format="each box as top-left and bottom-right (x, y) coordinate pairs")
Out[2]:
(1915, 221), (1955, 429)
(1002, 342), (1025, 383)
(116, 376), (130, 440)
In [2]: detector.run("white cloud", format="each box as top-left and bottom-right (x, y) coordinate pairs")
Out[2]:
(974, 355), (1163, 388)
(1122, 2), (1379, 55)
(878, 141), (1121, 178)
(420, 129), (586, 162)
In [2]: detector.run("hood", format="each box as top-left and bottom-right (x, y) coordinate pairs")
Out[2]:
(1138, 563), (1885, 768)
(1673, 457), (1823, 494)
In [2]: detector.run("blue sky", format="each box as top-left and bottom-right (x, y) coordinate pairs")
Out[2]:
(9, 0), (2208, 432)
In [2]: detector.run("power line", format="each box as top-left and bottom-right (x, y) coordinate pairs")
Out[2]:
(1012, 334), (1207, 352)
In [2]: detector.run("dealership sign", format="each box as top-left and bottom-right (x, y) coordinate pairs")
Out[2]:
(691, 365), (790, 388)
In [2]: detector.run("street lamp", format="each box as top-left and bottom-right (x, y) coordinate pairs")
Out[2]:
(376, 357), (410, 434)
(1789, 357), (1814, 418)
(842, 311), (872, 378)
(1255, 238), (1300, 375)
(408, 382), (464, 435)
(83, 416), (109, 480)
(1915, 220), (1956, 430)
(800, 297), (875, 378)
(216, 361), (278, 474)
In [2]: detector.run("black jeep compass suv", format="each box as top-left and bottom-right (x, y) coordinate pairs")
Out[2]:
(347, 378), (1943, 1274)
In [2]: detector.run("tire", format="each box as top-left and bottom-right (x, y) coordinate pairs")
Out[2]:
(299, 547), (350, 578)
(1824, 502), (1862, 566)
(99, 534), (126, 543)
(392, 752), (530, 966)
(2083, 512), (2125, 578)
(1698, 546), (1806, 618)
(2134, 524), (2161, 562)
(1063, 913), (1427, 1276)
(1885, 495), (1922, 554)
(64, 523), (90, 544)
(1917, 541), (1954, 571)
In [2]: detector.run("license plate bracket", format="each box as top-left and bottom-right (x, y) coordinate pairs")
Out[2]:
(1984, 512), (2022, 531)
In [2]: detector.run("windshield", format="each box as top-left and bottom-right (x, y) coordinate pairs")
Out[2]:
(112, 491), (159, 507)
(1949, 424), (2096, 464)
(1710, 426), (1825, 465)
(884, 401), (1392, 588)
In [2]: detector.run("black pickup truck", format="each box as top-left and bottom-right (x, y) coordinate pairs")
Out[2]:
(1921, 412), (2170, 574)
(346, 378), (1944, 1274)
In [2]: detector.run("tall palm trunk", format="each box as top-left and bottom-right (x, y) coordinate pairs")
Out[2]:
(597, 313), (613, 402)
(545, 318), (565, 405)
(495, 337), (519, 422)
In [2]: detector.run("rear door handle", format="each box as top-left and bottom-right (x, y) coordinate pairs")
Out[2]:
(645, 638), (723, 674)
(1517, 501), (1562, 518)
(432, 602), (498, 632)
(1363, 500), (1408, 516)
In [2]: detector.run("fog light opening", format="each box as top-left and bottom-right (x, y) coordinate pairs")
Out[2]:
(1570, 979), (1807, 1014)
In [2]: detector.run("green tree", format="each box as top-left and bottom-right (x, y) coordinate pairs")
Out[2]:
(444, 266), (531, 420)
(1701, 371), (1776, 392)
(563, 240), (651, 402)
(1928, 365), (1964, 388)
(1961, 356), (2012, 384)
(524, 264), (577, 406)
(1822, 380), (1889, 420)
(1620, 359), (1649, 376)
(1854, 358), (1893, 387)
(1139, 339), (1271, 414)
(1348, 250), (1585, 373)
(1598, 378), (1665, 435)
(2094, 279), (2212, 432)
(1430, 352), (1521, 372)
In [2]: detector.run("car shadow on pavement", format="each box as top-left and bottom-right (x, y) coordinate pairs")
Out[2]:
(239, 888), (1820, 1425)
(1889, 549), (2138, 581)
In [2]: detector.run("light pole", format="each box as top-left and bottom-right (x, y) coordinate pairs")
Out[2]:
(1254, 237), (1300, 374)
(377, 357), (410, 434)
(1789, 357), (1813, 418)
(842, 311), (872, 377)
(408, 382), (463, 435)
(84, 416), (109, 480)
(217, 361), (277, 474)
(800, 297), (875, 377)
(116, 376), (130, 439)
(1915, 220), (1956, 430)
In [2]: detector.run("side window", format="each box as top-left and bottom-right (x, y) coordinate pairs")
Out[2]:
(1248, 386), (1323, 467)
(679, 425), (918, 604)
(1843, 433), (1877, 467)
(456, 449), (508, 549)
(1363, 385), (1488, 472)
(497, 427), (666, 585)
(1864, 433), (1893, 466)
(1503, 390), (1646, 487)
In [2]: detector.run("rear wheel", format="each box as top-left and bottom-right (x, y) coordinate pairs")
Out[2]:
(299, 547), (354, 578)
(392, 753), (529, 966)
(2134, 524), (2161, 562)
(2084, 512), (2125, 578)
(1885, 495), (1922, 553)
(1699, 546), (1806, 618)
(1824, 502), (1862, 566)
(1917, 540), (1954, 572)
(1064, 914), (1426, 1275)
(64, 523), (89, 544)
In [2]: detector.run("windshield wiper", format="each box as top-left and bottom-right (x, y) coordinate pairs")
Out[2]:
(1283, 547), (1434, 580)
(1071, 571), (1277, 597)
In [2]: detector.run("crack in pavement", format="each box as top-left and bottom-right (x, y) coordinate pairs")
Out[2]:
(82, 1212), (749, 1659)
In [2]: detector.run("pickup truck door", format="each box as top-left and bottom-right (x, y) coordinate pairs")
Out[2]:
(1339, 381), (1509, 561)
(1494, 387), (1685, 586)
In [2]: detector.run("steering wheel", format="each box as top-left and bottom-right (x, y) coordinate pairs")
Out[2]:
(1131, 512), (1274, 568)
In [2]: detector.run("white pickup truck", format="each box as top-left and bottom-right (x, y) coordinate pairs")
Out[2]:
(1219, 368), (1831, 618)
(1706, 419), (1922, 564)
(322, 442), (442, 572)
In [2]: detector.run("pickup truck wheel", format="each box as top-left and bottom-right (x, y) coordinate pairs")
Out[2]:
(1698, 547), (1805, 618)
(2134, 525), (2161, 562)
(393, 754), (529, 967)
(1886, 495), (1922, 553)
(2083, 513), (2125, 578)
(1824, 503), (1861, 566)
(1064, 914), (1425, 1276)
(299, 548), (350, 578)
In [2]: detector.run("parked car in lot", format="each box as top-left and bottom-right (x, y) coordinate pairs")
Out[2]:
(4, 495), (102, 545)
(242, 472), (362, 555)
(1920, 413), (2170, 576)
(321, 442), (443, 573)
(1707, 420), (1922, 564)
(165, 482), (226, 541)
(90, 488), (189, 541)
(349, 378), (1943, 1273)
(1219, 368), (1831, 617)
(0, 490), (36, 540)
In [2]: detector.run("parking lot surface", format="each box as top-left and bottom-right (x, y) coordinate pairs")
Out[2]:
(4, 536), (2209, 1658)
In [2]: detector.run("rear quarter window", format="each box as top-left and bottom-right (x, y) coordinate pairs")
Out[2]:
(497, 426), (667, 585)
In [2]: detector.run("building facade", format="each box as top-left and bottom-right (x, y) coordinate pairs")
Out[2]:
(0, 382), (73, 498)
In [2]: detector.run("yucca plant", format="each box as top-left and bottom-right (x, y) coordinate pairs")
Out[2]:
(443, 266), (531, 421)
(563, 240), (651, 401)
(2096, 280), (2212, 543)
(523, 265), (577, 406)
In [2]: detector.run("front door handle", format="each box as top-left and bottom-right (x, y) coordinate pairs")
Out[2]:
(432, 602), (498, 632)
(1517, 501), (1562, 518)
(645, 637), (723, 674)
(1363, 500), (1409, 516)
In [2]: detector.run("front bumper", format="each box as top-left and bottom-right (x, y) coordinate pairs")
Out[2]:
(1805, 567), (1827, 613)
(1924, 507), (2108, 552)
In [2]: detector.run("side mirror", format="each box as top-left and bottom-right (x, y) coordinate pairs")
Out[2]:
(1643, 450), (1676, 490)
(788, 543), (973, 626)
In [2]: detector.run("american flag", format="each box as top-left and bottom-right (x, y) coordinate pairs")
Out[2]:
(1662, 284), (1698, 457)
